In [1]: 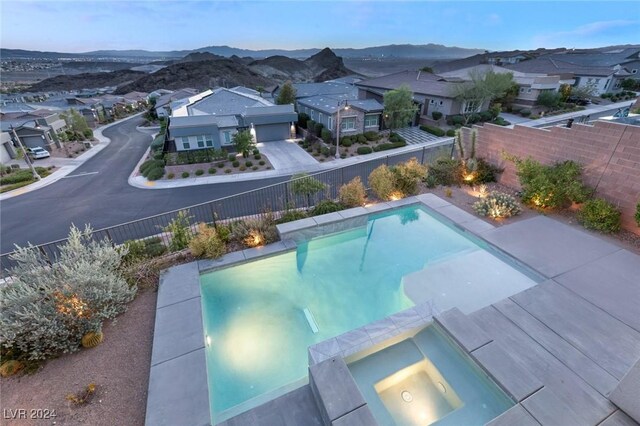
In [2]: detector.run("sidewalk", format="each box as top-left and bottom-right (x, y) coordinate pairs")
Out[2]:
(0, 113), (142, 201)
(128, 137), (454, 189)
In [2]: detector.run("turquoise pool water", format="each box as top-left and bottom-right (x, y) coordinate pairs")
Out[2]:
(200, 206), (537, 421)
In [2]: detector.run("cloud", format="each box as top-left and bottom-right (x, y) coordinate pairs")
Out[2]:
(533, 20), (639, 46)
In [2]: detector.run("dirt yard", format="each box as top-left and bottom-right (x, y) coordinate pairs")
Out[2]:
(1, 289), (157, 426)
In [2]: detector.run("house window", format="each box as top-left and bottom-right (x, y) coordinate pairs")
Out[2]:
(520, 87), (525, 93)
(222, 131), (232, 145)
(328, 116), (334, 130)
(364, 114), (379, 128)
(439, 100), (444, 106)
(595, 79), (601, 84)
(310, 110), (315, 120)
(340, 117), (357, 131)
(527, 88), (532, 93)
(205, 136), (213, 147)
(462, 101), (480, 114)
(429, 99), (435, 105)
(196, 135), (205, 148)
(181, 137), (190, 150)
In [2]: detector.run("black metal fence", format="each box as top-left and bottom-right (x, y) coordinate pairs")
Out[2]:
(0, 140), (454, 272)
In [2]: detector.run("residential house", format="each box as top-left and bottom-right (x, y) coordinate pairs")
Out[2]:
(0, 110), (67, 142)
(297, 96), (383, 136)
(11, 120), (60, 151)
(0, 132), (17, 163)
(152, 88), (199, 118)
(167, 87), (297, 151)
(356, 70), (485, 123)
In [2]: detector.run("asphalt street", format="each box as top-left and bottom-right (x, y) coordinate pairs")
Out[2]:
(0, 117), (288, 254)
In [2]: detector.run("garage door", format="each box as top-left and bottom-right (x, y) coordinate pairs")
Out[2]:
(254, 123), (289, 142)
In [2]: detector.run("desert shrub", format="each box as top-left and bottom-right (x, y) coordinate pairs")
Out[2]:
(307, 120), (316, 134)
(146, 167), (165, 181)
(253, 148), (259, 155)
(321, 146), (330, 156)
(446, 129), (456, 137)
(291, 173), (326, 206)
(208, 167), (217, 174)
(189, 223), (226, 259)
(259, 160), (265, 166)
(277, 209), (308, 224)
(195, 169), (204, 176)
(357, 146), (373, 155)
(479, 111), (493, 122)
(321, 128), (332, 143)
(520, 109), (532, 117)
(314, 122), (324, 137)
(420, 125), (445, 137)
(368, 164), (396, 200)
(123, 237), (166, 263)
(451, 115), (465, 126)
(511, 157), (589, 208)
(239, 165), (246, 171)
(474, 158), (503, 184)
(163, 210), (193, 251)
(341, 137), (353, 147)
(363, 131), (380, 141)
(225, 168), (232, 173)
(254, 154), (262, 160)
(339, 176), (366, 207)
(492, 117), (510, 126)
(311, 200), (344, 216)
(0, 225), (136, 361)
(473, 192), (522, 219)
(181, 171), (190, 178)
(427, 157), (463, 186)
(432, 111), (443, 120)
(167, 173), (175, 179)
(232, 160), (240, 167)
(374, 142), (404, 152)
(636, 201), (640, 227)
(577, 198), (621, 233)
(245, 160), (253, 167)
(1, 168), (49, 185)
(228, 154), (236, 161)
(217, 162), (225, 168)
(357, 135), (367, 144)
(231, 215), (278, 248)
(392, 158), (428, 196)
(139, 159), (164, 175)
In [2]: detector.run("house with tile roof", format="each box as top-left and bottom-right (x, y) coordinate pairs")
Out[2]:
(166, 87), (297, 151)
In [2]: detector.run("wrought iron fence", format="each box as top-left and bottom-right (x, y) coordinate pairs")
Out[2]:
(0, 140), (454, 272)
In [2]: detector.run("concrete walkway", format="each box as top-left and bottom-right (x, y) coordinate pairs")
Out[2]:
(257, 139), (318, 170)
(393, 126), (443, 145)
(0, 113), (143, 201)
(128, 137), (454, 189)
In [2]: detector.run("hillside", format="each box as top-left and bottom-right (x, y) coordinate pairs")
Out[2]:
(248, 48), (355, 82)
(113, 58), (273, 94)
(27, 69), (146, 92)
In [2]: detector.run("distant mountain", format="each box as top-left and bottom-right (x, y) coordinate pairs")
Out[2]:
(2, 43), (485, 61)
(248, 48), (355, 82)
(27, 69), (146, 92)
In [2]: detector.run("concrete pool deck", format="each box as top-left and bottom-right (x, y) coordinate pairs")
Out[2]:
(145, 194), (640, 426)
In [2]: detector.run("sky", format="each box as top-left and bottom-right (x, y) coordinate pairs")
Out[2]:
(1, 1), (638, 53)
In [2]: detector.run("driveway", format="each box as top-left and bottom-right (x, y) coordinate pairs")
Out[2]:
(257, 140), (317, 172)
(393, 126), (445, 145)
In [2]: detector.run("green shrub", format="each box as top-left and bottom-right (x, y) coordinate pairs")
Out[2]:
(167, 173), (175, 179)
(357, 135), (367, 144)
(321, 128), (332, 143)
(245, 161), (253, 167)
(297, 113), (309, 129)
(340, 138), (352, 147)
(374, 142), (406, 152)
(253, 148), (259, 155)
(254, 154), (262, 160)
(473, 192), (522, 219)
(277, 209), (308, 224)
(181, 171), (190, 178)
(479, 111), (493, 122)
(232, 160), (240, 167)
(339, 176), (366, 207)
(252, 166), (258, 171)
(239, 165), (246, 171)
(195, 169), (204, 176)
(420, 125), (445, 137)
(446, 129), (456, 137)
(1, 225), (136, 361)
(520, 109), (532, 117)
(432, 111), (443, 120)
(311, 200), (344, 216)
(189, 223), (226, 259)
(164, 210), (193, 251)
(368, 164), (396, 200)
(577, 198), (621, 233)
(392, 158), (428, 196)
(208, 167), (217, 174)
(225, 168), (232, 173)
(146, 167), (165, 180)
(357, 146), (373, 155)
(228, 154), (236, 161)
(314, 122), (324, 137)
(123, 237), (167, 263)
(217, 162), (225, 168)
(427, 157), (463, 186)
(511, 157), (589, 208)
(139, 159), (164, 175)
(363, 131), (380, 141)
(451, 115), (465, 126)
(475, 158), (503, 184)
(307, 120), (316, 135)
(636, 201), (640, 227)
(259, 160), (266, 166)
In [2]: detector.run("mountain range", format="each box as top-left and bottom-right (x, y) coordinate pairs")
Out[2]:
(1, 43), (485, 61)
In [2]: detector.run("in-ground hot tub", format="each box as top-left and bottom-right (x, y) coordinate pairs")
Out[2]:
(348, 324), (514, 425)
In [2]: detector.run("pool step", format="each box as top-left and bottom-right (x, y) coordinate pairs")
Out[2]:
(304, 307), (320, 334)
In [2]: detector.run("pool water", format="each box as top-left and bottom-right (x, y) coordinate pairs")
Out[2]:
(348, 325), (514, 425)
(200, 206), (536, 421)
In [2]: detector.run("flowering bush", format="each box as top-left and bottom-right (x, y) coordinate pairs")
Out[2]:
(339, 177), (366, 207)
(473, 191), (522, 219)
(0, 226), (136, 360)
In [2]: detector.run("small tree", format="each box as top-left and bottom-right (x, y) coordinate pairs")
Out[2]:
(621, 78), (640, 91)
(276, 81), (297, 105)
(164, 210), (193, 252)
(536, 91), (562, 109)
(559, 84), (572, 102)
(420, 66), (434, 73)
(62, 109), (92, 139)
(383, 85), (418, 129)
(291, 173), (326, 207)
(233, 130), (256, 158)
(451, 70), (514, 125)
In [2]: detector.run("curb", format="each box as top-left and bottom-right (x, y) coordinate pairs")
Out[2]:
(0, 113), (143, 201)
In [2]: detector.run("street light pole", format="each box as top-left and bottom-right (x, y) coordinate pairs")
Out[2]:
(335, 100), (349, 160)
(10, 124), (42, 181)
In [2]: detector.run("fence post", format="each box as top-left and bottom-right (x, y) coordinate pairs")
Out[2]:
(105, 229), (116, 247)
(284, 182), (290, 209)
(385, 155), (389, 166)
(39, 246), (53, 265)
(421, 147), (426, 164)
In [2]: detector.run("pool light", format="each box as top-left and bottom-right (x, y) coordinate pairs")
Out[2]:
(401, 390), (413, 403)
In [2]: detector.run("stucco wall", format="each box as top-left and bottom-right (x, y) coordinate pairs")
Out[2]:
(466, 121), (640, 233)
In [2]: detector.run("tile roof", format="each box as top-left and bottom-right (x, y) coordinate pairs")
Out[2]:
(291, 81), (358, 99)
(185, 88), (272, 116)
(505, 57), (620, 77)
(356, 70), (461, 98)
(170, 114), (238, 128)
(298, 95), (383, 114)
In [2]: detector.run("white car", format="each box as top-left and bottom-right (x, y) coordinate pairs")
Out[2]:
(27, 147), (50, 159)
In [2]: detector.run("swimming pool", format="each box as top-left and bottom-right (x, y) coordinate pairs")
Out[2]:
(200, 205), (539, 421)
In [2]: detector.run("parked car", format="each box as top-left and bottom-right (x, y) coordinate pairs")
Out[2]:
(26, 147), (51, 159)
